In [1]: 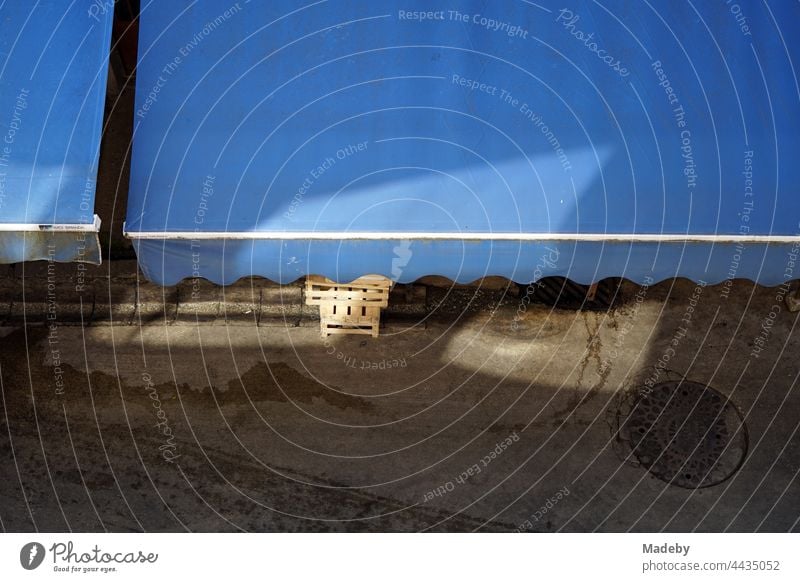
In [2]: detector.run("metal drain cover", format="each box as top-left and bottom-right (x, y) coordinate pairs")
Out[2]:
(625, 381), (747, 488)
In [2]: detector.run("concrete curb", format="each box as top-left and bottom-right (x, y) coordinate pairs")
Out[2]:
(0, 260), (430, 329)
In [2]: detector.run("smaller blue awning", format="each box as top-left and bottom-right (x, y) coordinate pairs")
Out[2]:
(0, 2), (113, 264)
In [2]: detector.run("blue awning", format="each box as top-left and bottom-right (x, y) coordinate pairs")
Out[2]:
(127, 1), (800, 286)
(0, 2), (112, 264)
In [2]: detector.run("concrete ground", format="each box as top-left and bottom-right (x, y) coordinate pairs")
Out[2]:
(0, 275), (798, 532)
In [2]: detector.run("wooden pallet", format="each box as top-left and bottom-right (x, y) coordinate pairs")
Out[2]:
(305, 275), (392, 337)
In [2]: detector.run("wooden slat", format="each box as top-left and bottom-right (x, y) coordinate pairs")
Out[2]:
(305, 275), (392, 337)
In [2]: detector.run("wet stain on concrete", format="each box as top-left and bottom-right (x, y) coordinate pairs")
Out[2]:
(218, 362), (376, 412)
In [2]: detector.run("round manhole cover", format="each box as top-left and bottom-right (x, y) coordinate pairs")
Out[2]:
(625, 381), (747, 488)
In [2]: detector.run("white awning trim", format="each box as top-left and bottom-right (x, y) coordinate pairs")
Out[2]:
(123, 227), (800, 244)
(0, 214), (101, 233)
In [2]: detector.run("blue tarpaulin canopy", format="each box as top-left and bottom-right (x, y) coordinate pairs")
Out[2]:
(0, 1), (112, 264)
(126, 1), (800, 286)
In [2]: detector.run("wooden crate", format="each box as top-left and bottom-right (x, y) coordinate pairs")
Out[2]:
(305, 275), (392, 337)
